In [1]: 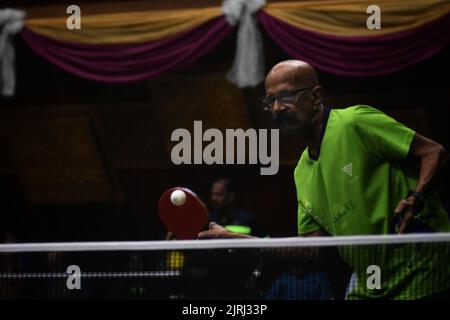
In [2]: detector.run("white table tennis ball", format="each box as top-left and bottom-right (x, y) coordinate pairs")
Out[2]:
(170, 189), (186, 206)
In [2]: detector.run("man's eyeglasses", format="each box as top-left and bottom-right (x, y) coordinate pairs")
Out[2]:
(261, 86), (314, 111)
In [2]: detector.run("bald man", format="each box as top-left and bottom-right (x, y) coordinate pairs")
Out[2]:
(199, 60), (450, 300)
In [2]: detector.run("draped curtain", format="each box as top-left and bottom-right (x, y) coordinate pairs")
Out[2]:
(2, 0), (450, 96)
(258, 0), (450, 76)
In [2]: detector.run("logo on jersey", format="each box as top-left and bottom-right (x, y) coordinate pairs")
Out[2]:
(342, 162), (353, 176)
(333, 200), (356, 224)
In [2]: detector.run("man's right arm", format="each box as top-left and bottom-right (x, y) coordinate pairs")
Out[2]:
(198, 221), (326, 240)
(198, 222), (255, 239)
(198, 222), (326, 260)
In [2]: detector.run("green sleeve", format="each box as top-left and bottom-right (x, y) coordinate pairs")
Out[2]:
(350, 105), (415, 160)
(297, 200), (322, 235)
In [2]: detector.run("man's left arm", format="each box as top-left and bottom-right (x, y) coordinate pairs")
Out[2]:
(394, 133), (449, 233)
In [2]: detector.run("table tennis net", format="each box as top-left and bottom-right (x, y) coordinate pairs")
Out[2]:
(0, 234), (449, 300)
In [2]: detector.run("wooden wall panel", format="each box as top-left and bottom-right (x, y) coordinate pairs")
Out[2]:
(96, 107), (168, 168)
(151, 73), (254, 162)
(2, 118), (112, 204)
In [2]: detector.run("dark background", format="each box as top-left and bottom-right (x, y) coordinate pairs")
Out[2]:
(1, 0), (449, 242)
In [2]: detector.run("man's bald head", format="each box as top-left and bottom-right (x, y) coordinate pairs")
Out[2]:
(265, 60), (318, 94)
(263, 60), (324, 137)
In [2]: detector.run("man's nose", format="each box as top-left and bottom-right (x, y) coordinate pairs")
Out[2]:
(272, 99), (285, 112)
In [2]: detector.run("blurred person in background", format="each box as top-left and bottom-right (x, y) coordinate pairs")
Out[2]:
(209, 178), (265, 237)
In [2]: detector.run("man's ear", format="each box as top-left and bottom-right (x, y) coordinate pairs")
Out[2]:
(312, 86), (324, 111)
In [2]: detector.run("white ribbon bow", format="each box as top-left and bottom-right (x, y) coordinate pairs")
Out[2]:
(0, 8), (26, 97)
(222, 0), (266, 88)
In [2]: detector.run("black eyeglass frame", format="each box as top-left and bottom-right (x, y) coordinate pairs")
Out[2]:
(261, 86), (315, 111)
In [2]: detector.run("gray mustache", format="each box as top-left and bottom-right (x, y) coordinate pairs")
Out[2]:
(273, 110), (295, 125)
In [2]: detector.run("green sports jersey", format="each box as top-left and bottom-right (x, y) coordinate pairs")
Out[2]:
(294, 105), (450, 299)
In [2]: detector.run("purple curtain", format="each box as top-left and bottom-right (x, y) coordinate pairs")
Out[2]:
(258, 11), (450, 76)
(21, 16), (233, 82)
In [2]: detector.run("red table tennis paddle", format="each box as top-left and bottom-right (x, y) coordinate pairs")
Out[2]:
(158, 187), (208, 240)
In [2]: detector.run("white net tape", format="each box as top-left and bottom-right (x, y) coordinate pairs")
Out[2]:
(1, 233), (449, 252)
